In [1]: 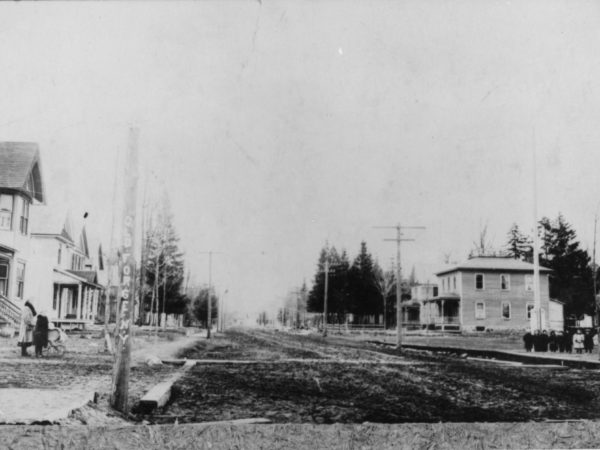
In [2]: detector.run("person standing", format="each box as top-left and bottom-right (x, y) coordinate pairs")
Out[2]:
(532, 330), (541, 352)
(549, 331), (558, 352)
(17, 300), (36, 357)
(557, 331), (565, 353)
(584, 329), (594, 354)
(523, 331), (534, 352)
(573, 328), (585, 355)
(564, 329), (573, 353)
(540, 330), (549, 352)
(33, 312), (49, 358)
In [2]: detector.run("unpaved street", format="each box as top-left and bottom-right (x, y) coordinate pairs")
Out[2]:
(156, 328), (600, 424)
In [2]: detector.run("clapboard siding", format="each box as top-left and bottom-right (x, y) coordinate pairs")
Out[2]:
(460, 270), (550, 331)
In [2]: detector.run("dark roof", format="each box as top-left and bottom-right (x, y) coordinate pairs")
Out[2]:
(0, 142), (44, 202)
(66, 270), (98, 285)
(436, 256), (551, 276)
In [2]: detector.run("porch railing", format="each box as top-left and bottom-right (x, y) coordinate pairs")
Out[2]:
(435, 316), (460, 325)
(0, 294), (21, 325)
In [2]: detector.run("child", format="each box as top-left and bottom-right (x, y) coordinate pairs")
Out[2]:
(33, 313), (49, 357)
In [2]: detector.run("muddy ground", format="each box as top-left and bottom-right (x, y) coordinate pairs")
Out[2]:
(151, 328), (600, 424)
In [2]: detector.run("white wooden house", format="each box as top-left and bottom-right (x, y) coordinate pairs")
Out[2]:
(0, 143), (45, 327)
(29, 208), (104, 329)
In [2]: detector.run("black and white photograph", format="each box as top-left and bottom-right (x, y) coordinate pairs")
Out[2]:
(0, 1), (599, 448)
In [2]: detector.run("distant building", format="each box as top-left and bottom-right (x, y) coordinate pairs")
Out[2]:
(423, 256), (556, 332)
(0, 143), (45, 326)
(29, 208), (104, 329)
(402, 283), (438, 329)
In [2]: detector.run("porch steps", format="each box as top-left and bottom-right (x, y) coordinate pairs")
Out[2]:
(0, 295), (20, 328)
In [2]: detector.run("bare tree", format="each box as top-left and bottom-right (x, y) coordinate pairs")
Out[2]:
(471, 221), (494, 256)
(374, 266), (396, 329)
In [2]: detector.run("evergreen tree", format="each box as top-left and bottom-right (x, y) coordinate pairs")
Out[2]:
(142, 200), (188, 321)
(348, 241), (380, 321)
(506, 223), (531, 260)
(508, 214), (594, 316)
(192, 287), (218, 327)
(307, 244), (350, 323)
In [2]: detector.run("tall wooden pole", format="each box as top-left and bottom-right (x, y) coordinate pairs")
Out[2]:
(532, 129), (542, 332)
(207, 251), (212, 339)
(395, 225), (403, 347)
(110, 128), (139, 413)
(375, 224), (425, 349)
(323, 258), (329, 337)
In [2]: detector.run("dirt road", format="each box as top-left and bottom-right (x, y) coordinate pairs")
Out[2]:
(159, 328), (600, 424)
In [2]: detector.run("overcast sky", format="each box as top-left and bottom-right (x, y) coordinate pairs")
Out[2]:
(1, 1), (600, 315)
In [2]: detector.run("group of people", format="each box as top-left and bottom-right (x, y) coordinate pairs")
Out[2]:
(523, 328), (597, 354)
(17, 300), (49, 357)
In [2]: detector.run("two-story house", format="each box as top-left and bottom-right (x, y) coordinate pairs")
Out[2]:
(0, 143), (45, 326)
(402, 283), (438, 329)
(29, 208), (104, 329)
(422, 256), (554, 332)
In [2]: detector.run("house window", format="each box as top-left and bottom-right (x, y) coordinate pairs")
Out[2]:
(58, 245), (62, 265)
(16, 262), (25, 299)
(525, 275), (533, 291)
(0, 194), (13, 230)
(502, 301), (511, 319)
(19, 198), (29, 235)
(475, 301), (485, 319)
(500, 274), (510, 290)
(0, 260), (8, 296)
(433, 286), (438, 297)
(475, 274), (484, 290)
(453, 276), (456, 291)
(526, 303), (534, 319)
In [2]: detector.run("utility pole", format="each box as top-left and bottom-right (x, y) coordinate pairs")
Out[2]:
(531, 128), (542, 332)
(594, 211), (600, 360)
(375, 224), (425, 349)
(323, 258), (330, 337)
(110, 127), (140, 413)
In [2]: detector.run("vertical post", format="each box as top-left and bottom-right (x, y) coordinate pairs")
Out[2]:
(594, 213), (600, 360)
(110, 127), (139, 413)
(323, 258), (329, 337)
(395, 224), (403, 348)
(76, 285), (82, 320)
(532, 130), (542, 332)
(207, 251), (212, 339)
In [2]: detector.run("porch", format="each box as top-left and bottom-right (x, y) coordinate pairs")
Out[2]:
(422, 295), (461, 331)
(51, 269), (102, 330)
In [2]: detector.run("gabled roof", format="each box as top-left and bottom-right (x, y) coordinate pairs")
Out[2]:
(30, 207), (77, 243)
(436, 256), (552, 276)
(0, 142), (44, 202)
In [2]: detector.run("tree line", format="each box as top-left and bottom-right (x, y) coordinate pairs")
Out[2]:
(306, 241), (413, 327)
(506, 213), (595, 317)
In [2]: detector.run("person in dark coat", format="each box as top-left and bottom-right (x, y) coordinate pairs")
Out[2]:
(564, 329), (573, 353)
(584, 329), (594, 354)
(539, 330), (549, 352)
(523, 331), (534, 352)
(549, 331), (558, 352)
(532, 330), (541, 352)
(33, 313), (49, 358)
